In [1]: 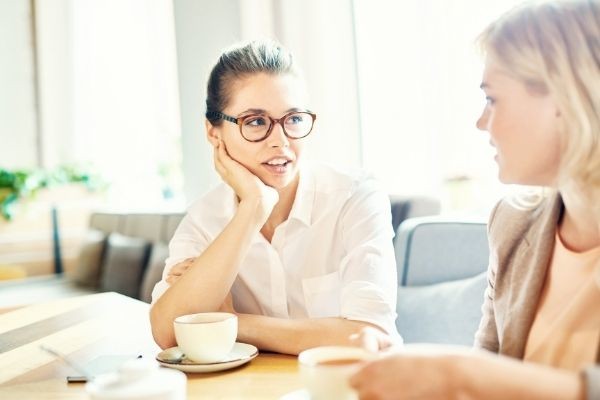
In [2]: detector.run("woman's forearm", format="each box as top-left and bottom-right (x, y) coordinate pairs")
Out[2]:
(237, 314), (382, 355)
(150, 199), (267, 349)
(459, 351), (585, 400)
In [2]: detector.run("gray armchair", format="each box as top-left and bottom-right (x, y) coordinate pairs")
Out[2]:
(389, 195), (441, 235)
(394, 216), (489, 346)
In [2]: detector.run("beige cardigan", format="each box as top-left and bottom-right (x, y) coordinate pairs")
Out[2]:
(474, 193), (600, 400)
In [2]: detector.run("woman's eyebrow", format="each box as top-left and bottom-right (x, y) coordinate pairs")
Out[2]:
(238, 108), (267, 116)
(238, 107), (306, 116)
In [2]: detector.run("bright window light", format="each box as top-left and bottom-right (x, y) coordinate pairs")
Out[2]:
(353, 0), (526, 215)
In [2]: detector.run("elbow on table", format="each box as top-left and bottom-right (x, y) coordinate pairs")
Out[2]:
(149, 304), (177, 350)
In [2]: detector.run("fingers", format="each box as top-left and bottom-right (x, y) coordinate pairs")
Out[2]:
(350, 327), (393, 353)
(349, 357), (396, 400)
(216, 139), (235, 170)
(165, 257), (196, 284)
(349, 363), (374, 398)
(213, 139), (241, 182)
(213, 143), (227, 178)
(348, 329), (375, 352)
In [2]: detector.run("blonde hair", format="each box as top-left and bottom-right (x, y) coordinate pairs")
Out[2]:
(478, 0), (600, 210)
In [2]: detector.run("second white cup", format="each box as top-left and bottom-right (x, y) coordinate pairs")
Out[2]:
(173, 312), (237, 363)
(298, 346), (375, 400)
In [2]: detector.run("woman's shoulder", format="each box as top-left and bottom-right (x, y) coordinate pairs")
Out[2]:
(488, 190), (561, 244)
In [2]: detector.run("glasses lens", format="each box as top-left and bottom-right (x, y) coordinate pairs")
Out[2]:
(241, 115), (271, 141)
(283, 112), (313, 138)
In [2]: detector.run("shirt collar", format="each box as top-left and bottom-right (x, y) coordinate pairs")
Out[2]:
(287, 164), (315, 227)
(215, 164), (315, 227)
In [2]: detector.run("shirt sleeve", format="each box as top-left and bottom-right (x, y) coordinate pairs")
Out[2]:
(474, 200), (502, 352)
(337, 177), (401, 339)
(473, 252), (500, 352)
(150, 212), (211, 304)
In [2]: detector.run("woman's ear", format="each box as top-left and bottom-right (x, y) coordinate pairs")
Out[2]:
(205, 119), (220, 147)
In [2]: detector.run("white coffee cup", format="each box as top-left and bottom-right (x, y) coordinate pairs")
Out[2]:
(173, 312), (237, 363)
(298, 346), (375, 400)
(86, 358), (186, 400)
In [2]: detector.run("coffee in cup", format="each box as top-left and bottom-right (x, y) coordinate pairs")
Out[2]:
(315, 358), (363, 367)
(173, 312), (237, 363)
(298, 346), (374, 400)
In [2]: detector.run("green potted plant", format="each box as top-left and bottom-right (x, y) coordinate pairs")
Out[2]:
(0, 166), (103, 221)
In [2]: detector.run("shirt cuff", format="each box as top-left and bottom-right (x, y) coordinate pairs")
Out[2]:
(340, 281), (401, 340)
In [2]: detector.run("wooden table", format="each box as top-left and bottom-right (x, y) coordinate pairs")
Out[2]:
(0, 292), (303, 399)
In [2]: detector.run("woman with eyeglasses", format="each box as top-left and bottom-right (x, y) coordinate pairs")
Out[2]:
(349, 1), (600, 399)
(149, 40), (399, 355)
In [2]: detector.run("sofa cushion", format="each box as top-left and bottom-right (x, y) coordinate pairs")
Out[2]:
(396, 271), (487, 346)
(139, 242), (169, 303)
(72, 229), (106, 288)
(99, 233), (151, 298)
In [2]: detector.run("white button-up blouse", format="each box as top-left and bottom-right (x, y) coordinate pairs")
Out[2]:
(152, 163), (399, 335)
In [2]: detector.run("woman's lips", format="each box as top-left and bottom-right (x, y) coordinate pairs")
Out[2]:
(262, 160), (291, 174)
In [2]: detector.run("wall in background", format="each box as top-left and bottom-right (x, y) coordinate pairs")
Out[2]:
(354, 0), (525, 214)
(35, 0), (72, 168)
(0, 0), (38, 168)
(172, 0), (242, 203)
(271, 0), (362, 169)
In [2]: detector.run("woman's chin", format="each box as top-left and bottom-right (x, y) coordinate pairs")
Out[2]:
(262, 176), (294, 190)
(259, 170), (299, 191)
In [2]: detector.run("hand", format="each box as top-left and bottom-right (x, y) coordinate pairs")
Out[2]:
(166, 257), (196, 285)
(349, 345), (466, 400)
(213, 140), (278, 222)
(349, 326), (397, 353)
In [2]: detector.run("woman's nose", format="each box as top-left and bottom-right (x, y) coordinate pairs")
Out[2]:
(267, 122), (290, 147)
(476, 108), (489, 131)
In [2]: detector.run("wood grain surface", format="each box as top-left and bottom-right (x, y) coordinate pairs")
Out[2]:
(0, 292), (303, 399)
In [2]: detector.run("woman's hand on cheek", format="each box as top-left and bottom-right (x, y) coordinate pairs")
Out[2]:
(213, 140), (278, 221)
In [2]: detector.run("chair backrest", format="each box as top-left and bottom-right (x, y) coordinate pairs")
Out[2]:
(393, 216), (489, 346)
(395, 217), (489, 286)
(389, 195), (441, 238)
(89, 212), (185, 244)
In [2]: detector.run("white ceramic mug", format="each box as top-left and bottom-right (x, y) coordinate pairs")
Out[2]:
(173, 312), (237, 363)
(298, 346), (375, 400)
(86, 358), (186, 400)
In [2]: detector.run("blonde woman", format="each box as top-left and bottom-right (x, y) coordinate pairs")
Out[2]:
(350, 1), (600, 399)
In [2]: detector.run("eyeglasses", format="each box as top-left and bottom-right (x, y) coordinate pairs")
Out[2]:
(206, 110), (317, 142)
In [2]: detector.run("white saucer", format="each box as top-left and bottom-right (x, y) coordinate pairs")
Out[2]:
(156, 342), (258, 373)
(279, 389), (310, 400)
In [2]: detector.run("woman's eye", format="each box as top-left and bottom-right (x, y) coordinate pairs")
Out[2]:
(245, 117), (267, 126)
(287, 114), (304, 124)
(485, 96), (495, 106)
